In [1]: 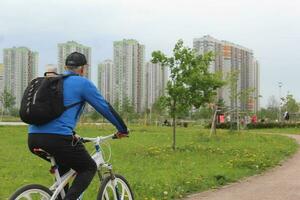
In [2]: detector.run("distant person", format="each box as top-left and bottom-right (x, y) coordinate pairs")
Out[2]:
(226, 115), (231, 122)
(251, 115), (257, 123)
(284, 111), (290, 121)
(163, 119), (170, 126)
(45, 66), (58, 76)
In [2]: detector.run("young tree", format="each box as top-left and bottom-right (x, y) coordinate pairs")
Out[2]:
(226, 70), (255, 129)
(121, 97), (136, 123)
(152, 40), (224, 150)
(0, 88), (16, 116)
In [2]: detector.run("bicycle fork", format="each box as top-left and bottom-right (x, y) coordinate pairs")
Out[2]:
(108, 165), (121, 200)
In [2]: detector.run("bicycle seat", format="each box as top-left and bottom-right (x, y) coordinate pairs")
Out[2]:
(33, 148), (52, 158)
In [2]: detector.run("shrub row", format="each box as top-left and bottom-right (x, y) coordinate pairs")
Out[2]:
(206, 122), (300, 129)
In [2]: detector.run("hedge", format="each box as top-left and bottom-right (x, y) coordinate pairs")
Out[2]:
(206, 122), (300, 129)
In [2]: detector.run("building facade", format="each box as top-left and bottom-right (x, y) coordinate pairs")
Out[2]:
(0, 64), (4, 94)
(145, 62), (168, 109)
(193, 35), (260, 113)
(58, 41), (91, 79)
(3, 47), (38, 107)
(98, 60), (114, 104)
(113, 39), (146, 112)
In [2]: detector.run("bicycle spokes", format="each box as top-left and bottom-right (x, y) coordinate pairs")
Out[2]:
(102, 180), (131, 200)
(14, 190), (51, 200)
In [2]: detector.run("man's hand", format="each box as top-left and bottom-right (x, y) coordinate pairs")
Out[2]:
(114, 131), (129, 139)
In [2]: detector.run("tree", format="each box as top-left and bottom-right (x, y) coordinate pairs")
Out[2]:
(150, 96), (168, 124)
(267, 95), (279, 109)
(0, 88), (16, 116)
(282, 94), (299, 114)
(191, 106), (213, 120)
(122, 97), (137, 123)
(89, 110), (102, 121)
(257, 96), (280, 121)
(152, 40), (224, 150)
(226, 70), (255, 130)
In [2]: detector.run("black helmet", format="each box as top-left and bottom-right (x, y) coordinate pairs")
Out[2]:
(65, 52), (87, 67)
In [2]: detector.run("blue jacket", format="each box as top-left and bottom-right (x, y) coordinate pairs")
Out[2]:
(29, 71), (127, 135)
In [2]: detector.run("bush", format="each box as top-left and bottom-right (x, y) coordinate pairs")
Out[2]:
(206, 122), (300, 129)
(246, 122), (300, 129)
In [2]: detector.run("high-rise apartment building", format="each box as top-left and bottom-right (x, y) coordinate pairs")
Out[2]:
(145, 62), (168, 109)
(193, 35), (260, 113)
(3, 47), (38, 107)
(113, 39), (145, 112)
(98, 60), (114, 104)
(0, 64), (4, 93)
(58, 41), (91, 79)
(253, 60), (260, 112)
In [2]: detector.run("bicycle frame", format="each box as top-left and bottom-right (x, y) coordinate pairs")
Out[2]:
(47, 134), (115, 200)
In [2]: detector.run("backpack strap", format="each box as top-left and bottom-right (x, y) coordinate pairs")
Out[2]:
(62, 73), (79, 78)
(64, 101), (84, 111)
(64, 101), (85, 121)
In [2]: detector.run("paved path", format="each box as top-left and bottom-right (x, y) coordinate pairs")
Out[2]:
(185, 134), (300, 200)
(0, 122), (26, 126)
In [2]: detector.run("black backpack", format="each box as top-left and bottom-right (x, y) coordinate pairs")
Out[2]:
(19, 73), (82, 125)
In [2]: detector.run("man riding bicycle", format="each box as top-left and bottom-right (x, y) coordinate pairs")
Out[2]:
(28, 52), (128, 200)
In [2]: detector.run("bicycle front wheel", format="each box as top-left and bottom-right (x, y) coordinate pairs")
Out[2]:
(9, 184), (52, 200)
(97, 174), (134, 200)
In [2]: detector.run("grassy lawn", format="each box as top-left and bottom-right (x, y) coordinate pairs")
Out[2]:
(0, 125), (298, 200)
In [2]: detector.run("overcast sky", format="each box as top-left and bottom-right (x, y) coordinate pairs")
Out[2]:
(0, 0), (299, 107)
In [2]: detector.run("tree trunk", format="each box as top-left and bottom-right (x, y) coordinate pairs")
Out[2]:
(172, 100), (176, 151)
(172, 115), (176, 150)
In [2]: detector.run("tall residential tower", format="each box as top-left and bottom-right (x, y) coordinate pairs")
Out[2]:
(193, 35), (260, 113)
(113, 39), (146, 112)
(145, 62), (168, 109)
(3, 47), (38, 107)
(98, 60), (114, 104)
(58, 41), (91, 79)
(0, 64), (4, 93)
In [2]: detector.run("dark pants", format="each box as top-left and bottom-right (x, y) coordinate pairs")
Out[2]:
(28, 133), (97, 200)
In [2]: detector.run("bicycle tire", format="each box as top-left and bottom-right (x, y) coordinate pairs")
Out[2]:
(97, 174), (134, 200)
(9, 184), (53, 200)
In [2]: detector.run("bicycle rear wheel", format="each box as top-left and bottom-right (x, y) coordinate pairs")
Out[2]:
(97, 174), (134, 200)
(9, 184), (52, 200)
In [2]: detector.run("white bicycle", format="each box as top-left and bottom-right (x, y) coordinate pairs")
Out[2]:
(9, 134), (134, 200)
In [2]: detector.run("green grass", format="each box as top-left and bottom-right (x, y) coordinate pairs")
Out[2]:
(0, 125), (298, 200)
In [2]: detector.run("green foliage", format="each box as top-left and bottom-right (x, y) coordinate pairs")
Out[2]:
(258, 107), (278, 121)
(152, 40), (224, 149)
(0, 88), (16, 115)
(191, 106), (214, 120)
(89, 110), (102, 121)
(258, 95), (280, 121)
(113, 98), (137, 123)
(282, 94), (299, 113)
(151, 96), (167, 116)
(226, 70), (255, 113)
(1, 125), (298, 200)
(208, 122), (300, 129)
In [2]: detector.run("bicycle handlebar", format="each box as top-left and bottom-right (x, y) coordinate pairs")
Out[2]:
(80, 134), (116, 143)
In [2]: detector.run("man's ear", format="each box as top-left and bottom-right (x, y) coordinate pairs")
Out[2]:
(79, 66), (84, 74)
